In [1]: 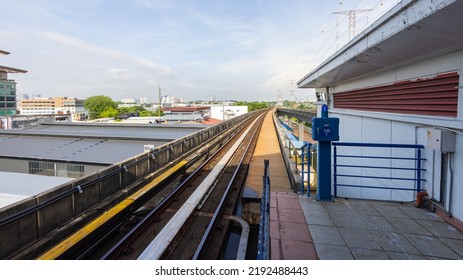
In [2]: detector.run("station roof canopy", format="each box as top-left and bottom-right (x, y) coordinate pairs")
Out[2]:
(0, 65), (28, 74)
(0, 50), (27, 73)
(298, 0), (463, 89)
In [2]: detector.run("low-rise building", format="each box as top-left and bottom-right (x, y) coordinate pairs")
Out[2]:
(18, 96), (87, 121)
(210, 105), (248, 121)
(0, 122), (204, 179)
(162, 106), (211, 123)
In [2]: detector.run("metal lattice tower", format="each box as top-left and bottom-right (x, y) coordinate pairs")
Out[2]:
(287, 80), (297, 102)
(333, 9), (372, 41)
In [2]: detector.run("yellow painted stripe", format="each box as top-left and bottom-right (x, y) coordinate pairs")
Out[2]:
(37, 160), (187, 260)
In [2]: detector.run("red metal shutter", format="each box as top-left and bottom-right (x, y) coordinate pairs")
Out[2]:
(333, 72), (459, 117)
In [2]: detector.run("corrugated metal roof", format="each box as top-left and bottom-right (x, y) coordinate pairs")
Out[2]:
(0, 135), (166, 164)
(0, 123), (203, 164)
(0, 135), (162, 164)
(11, 123), (204, 141)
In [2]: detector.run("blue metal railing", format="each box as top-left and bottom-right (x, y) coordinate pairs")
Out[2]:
(333, 142), (426, 200)
(278, 118), (294, 132)
(257, 159), (270, 260)
(286, 138), (312, 196)
(300, 142), (311, 196)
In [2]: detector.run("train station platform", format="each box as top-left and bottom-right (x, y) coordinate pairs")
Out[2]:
(248, 109), (463, 260)
(246, 110), (317, 260)
(298, 197), (463, 259)
(246, 110), (292, 195)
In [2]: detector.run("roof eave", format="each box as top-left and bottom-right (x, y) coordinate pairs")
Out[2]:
(297, 0), (463, 89)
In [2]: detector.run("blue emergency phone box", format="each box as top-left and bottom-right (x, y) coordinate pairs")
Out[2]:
(312, 117), (339, 142)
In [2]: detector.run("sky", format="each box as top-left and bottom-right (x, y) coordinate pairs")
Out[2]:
(1, 0), (401, 102)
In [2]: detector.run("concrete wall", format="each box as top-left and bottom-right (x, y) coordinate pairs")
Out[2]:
(0, 158), (29, 173)
(327, 50), (463, 219)
(0, 110), (260, 259)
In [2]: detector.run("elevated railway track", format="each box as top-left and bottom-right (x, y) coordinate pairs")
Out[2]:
(34, 110), (267, 260)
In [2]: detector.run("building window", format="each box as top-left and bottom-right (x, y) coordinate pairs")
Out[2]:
(56, 163), (85, 178)
(29, 161), (55, 176)
(29, 161), (85, 178)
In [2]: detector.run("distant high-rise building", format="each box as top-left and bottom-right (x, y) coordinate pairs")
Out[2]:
(0, 50), (27, 116)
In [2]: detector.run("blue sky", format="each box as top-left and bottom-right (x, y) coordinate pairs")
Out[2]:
(1, 0), (400, 102)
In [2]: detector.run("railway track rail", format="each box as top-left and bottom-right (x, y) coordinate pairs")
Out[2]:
(106, 112), (265, 260)
(37, 110), (267, 260)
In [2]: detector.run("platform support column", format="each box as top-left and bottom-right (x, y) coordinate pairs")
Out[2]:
(298, 121), (305, 141)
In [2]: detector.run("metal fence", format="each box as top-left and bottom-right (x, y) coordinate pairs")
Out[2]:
(257, 159), (270, 260)
(0, 110), (262, 259)
(333, 142), (426, 201)
(300, 142), (312, 196)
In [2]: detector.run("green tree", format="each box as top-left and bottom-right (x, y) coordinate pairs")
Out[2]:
(100, 107), (118, 118)
(117, 105), (149, 116)
(139, 109), (163, 117)
(84, 95), (118, 119)
(233, 101), (268, 112)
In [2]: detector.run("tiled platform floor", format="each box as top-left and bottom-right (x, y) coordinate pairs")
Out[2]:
(270, 191), (318, 260)
(299, 196), (463, 260)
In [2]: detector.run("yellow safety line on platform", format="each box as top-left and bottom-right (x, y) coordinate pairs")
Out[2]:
(37, 160), (188, 260)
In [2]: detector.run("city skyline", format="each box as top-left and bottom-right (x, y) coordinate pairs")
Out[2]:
(1, 0), (399, 102)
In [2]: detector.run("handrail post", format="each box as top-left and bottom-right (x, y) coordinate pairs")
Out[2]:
(301, 144), (305, 194)
(416, 147), (422, 193)
(307, 143), (311, 197)
(258, 159), (270, 260)
(333, 143), (338, 198)
(301, 143), (311, 196)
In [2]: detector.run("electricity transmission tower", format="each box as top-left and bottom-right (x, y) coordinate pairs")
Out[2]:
(287, 80), (297, 102)
(333, 9), (372, 41)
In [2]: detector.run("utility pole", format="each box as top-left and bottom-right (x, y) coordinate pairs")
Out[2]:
(158, 83), (161, 120)
(333, 9), (372, 41)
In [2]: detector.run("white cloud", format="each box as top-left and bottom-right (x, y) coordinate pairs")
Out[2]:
(107, 68), (135, 80)
(38, 31), (171, 76)
(3, 0), (402, 102)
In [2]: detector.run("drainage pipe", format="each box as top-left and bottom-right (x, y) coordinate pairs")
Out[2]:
(226, 215), (250, 260)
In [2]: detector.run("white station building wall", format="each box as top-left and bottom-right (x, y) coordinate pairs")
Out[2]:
(328, 49), (463, 220)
